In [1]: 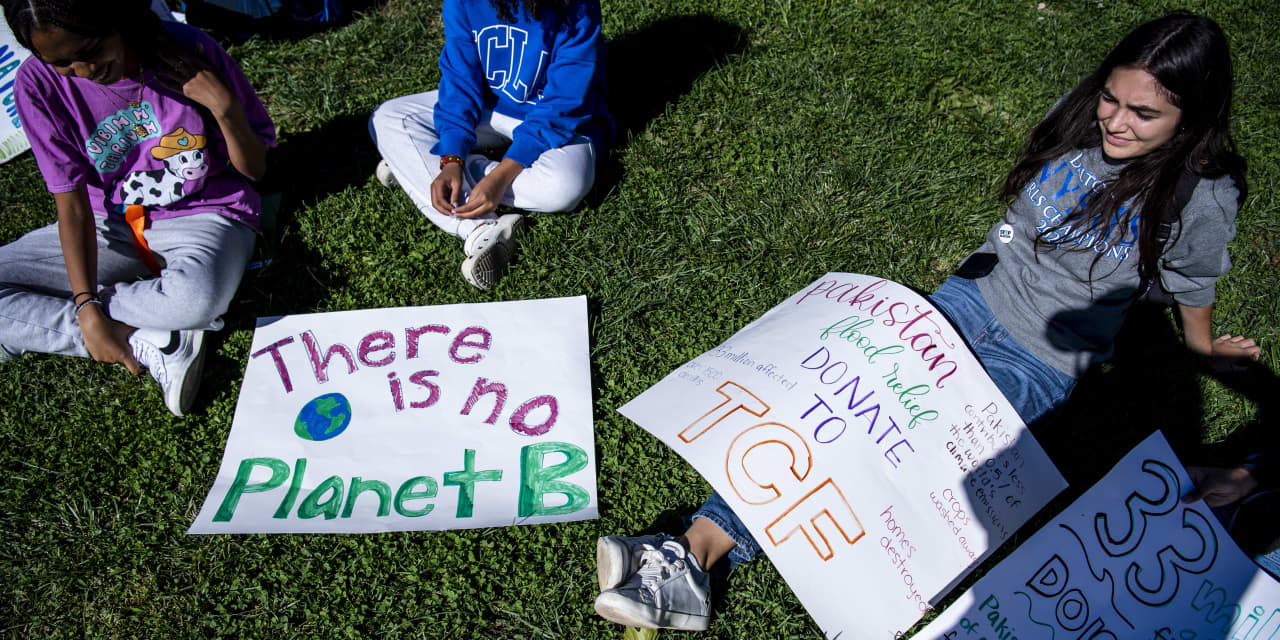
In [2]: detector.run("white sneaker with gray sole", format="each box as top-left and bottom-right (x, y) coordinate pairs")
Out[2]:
(594, 539), (711, 631)
(460, 213), (523, 290)
(375, 159), (398, 188)
(596, 534), (672, 592)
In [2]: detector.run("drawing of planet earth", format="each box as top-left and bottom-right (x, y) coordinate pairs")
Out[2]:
(294, 393), (352, 441)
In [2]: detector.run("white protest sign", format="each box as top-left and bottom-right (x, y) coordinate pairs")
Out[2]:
(0, 22), (33, 164)
(618, 273), (1067, 638)
(915, 431), (1280, 640)
(190, 296), (597, 534)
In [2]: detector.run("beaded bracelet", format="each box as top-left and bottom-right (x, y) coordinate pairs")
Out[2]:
(439, 154), (463, 169)
(74, 297), (102, 315)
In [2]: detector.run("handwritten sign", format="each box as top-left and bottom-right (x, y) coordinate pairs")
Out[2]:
(0, 22), (32, 164)
(916, 431), (1280, 640)
(190, 296), (597, 534)
(618, 273), (1066, 638)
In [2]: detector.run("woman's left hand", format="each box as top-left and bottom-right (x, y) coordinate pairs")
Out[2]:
(451, 158), (523, 219)
(182, 70), (236, 120)
(1204, 333), (1261, 373)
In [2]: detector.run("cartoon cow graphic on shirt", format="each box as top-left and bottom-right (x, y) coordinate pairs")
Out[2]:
(119, 128), (209, 207)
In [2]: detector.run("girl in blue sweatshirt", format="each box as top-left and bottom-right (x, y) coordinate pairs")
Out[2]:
(369, 0), (612, 289)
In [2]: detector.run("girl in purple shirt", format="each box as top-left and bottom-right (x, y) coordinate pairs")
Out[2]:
(0, 0), (276, 416)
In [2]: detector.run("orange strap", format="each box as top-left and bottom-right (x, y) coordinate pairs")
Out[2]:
(124, 205), (163, 276)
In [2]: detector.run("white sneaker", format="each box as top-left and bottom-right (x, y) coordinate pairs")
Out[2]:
(129, 329), (207, 417)
(460, 213), (523, 290)
(596, 534), (671, 591)
(594, 540), (711, 631)
(375, 159), (398, 188)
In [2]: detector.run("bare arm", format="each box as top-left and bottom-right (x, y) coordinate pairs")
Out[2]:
(183, 70), (268, 181)
(55, 189), (140, 374)
(1178, 303), (1215, 355)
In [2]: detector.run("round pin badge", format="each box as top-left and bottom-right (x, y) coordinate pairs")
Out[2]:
(998, 223), (1014, 244)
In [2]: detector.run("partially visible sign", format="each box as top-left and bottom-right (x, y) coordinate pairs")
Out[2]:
(0, 22), (32, 164)
(619, 273), (1067, 638)
(190, 296), (597, 534)
(916, 431), (1280, 640)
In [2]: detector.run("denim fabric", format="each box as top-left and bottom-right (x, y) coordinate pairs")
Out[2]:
(690, 491), (763, 568)
(1255, 549), (1280, 581)
(690, 276), (1080, 568)
(1216, 488), (1280, 581)
(928, 276), (1076, 425)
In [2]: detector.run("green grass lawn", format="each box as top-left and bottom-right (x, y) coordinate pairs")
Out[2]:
(3, 0), (1278, 637)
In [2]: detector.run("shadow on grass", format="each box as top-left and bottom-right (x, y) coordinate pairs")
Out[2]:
(184, 0), (388, 43)
(1036, 300), (1274, 482)
(262, 112), (382, 214)
(590, 14), (747, 205)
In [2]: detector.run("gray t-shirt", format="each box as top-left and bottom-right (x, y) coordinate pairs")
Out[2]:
(973, 146), (1239, 377)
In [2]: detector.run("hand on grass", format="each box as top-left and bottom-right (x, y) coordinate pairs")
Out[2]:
(1201, 334), (1261, 374)
(1183, 465), (1259, 507)
(78, 304), (141, 375)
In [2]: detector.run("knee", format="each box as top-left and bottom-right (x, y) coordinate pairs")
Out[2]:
(520, 170), (594, 213)
(148, 274), (239, 330)
(369, 92), (438, 139)
(368, 102), (398, 143)
(159, 294), (233, 330)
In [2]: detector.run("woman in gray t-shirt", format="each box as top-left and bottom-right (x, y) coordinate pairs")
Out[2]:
(930, 12), (1260, 426)
(590, 13), (1262, 633)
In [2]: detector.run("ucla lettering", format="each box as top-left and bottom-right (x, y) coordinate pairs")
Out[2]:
(474, 25), (549, 103)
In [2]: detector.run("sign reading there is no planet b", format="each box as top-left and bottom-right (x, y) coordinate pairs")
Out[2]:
(189, 296), (596, 534)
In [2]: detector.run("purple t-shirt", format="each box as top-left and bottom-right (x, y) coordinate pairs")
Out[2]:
(15, 23), (275, 228)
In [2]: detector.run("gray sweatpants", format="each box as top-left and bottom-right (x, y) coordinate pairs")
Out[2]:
(0, 212), (255, 357)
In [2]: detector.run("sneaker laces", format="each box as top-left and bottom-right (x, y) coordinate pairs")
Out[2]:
(132, 340), (170, 386)
(635, 546), (687, 604)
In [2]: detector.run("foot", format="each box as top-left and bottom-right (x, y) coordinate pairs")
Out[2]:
(596, 534), (671, 592)
(594, 540), (711, 631)
(129, 329), (207, 416)
(460, 213), (523, 290)
(375, 159), (398, 188)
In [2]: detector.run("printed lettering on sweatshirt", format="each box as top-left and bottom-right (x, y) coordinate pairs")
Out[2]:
(1025, 151), (1140, 263)
(475, 25), (549, 104)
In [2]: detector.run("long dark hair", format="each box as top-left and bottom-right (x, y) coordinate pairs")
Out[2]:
(1000, 13), (1248, 284)
(2, 0), (210, 90)
(487, 0), (571, 23)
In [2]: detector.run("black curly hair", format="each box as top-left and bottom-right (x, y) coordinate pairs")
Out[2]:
(487, 0), (572, 23)
(1001, 13), (1247, 286)
(2, 0), (210, 89)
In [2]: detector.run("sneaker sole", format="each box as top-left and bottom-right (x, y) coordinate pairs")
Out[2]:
(596, 537), (632, 592)
(169, 331), (207, 417)
(461, 242), (509, 290)
(593, 591), (709, 631)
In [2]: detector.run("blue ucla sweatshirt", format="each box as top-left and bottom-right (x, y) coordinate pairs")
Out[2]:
(432, 0), (613, 167)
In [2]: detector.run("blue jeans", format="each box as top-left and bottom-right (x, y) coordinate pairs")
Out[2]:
(1213, 488), (1280, 580)
(928, 276), (1076, 425)
(692, 276), (1077, 567)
